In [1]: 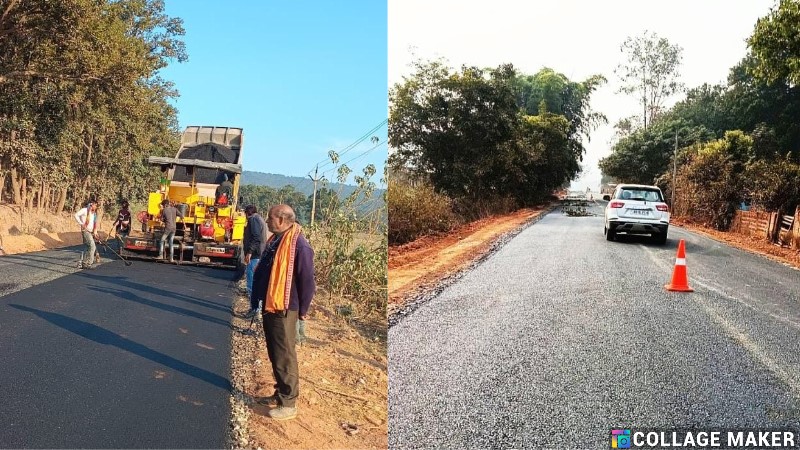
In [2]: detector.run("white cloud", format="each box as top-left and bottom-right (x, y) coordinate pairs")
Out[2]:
(389, 0), (775, 190)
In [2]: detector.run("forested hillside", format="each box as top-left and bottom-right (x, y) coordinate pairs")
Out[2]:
(239, 169), (386, 227)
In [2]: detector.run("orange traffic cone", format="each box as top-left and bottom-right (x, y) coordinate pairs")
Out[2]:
(665, 239), (694, 292)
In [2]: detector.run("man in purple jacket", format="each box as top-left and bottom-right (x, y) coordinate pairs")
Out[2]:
(251, 204), (315, 421)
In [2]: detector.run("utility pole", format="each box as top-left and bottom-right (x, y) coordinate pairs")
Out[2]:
(671, 129), (678, 207)
(308, 164), (321, 226)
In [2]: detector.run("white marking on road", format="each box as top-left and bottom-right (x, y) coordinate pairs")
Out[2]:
(642, 244), (800, 399)
(693, 293), (800, 400)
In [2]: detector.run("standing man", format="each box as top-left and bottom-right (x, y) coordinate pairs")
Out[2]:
(243, 205), (269, 317)
(74, 201), (99, 269)
(158, 199), (183, 263)
(251, 204), (315, 421)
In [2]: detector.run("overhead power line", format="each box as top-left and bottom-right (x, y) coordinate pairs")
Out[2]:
(320, 140), (386, 178)
(310, 119), (388, 174)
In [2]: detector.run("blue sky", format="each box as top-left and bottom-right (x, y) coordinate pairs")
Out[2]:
(159, 0), (387, 186)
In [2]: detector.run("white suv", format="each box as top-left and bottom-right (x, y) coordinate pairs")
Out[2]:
(603, 184), (670, 244)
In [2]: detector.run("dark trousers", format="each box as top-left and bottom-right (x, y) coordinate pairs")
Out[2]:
(263, 310), (299, 407)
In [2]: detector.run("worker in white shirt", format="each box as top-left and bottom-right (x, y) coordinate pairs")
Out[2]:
(74, 201), (100, 269)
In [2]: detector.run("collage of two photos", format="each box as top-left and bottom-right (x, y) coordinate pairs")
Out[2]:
(2, 0), (800, 449)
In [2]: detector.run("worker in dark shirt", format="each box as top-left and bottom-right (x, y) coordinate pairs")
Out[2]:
(158, 200), (184, 263)
(111, 200), (132, 247)
(243, 205), (270, 316)
(215, 173), (234, 206)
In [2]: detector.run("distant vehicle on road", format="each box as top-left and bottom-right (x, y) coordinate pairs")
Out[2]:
(603, 184), (670, 244)
(566, 191), (586, 201)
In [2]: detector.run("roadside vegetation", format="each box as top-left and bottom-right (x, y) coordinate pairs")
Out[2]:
(600, 4), (800, 230)
(241, 156), (388, 334)
(0, 0), (185, 212)
(388, 61), (606, 244)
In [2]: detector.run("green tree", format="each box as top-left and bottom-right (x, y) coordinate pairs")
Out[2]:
(512, 68), (607, 162)
(616, 30), (684, 130)
(390, 59), (602, 207)
(748, 0), (800, 85)
(599, 120), (714, 185)
(722, 56), (800, 157)
(0, 0), (186, 211)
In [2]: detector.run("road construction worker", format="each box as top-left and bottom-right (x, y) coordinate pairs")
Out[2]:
(74, 201), (99, 269)
(111, 200), (131, 247)
(242, 205), (269, 316)
(158, 199), (183, 263)
(215, 173), (234, 206)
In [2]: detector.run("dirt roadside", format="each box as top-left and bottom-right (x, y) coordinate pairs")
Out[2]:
(671, 217), (800, 270)
(0, 203), (115, 255)
(0, 203), (388, 449)
(388, 206), (553, 320)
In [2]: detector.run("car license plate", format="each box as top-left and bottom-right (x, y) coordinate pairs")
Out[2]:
(631, 210), (649, 216)
(135, 240), (149, 247)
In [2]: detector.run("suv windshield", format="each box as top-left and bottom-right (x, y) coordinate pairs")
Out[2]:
(618, 188), (662, 202)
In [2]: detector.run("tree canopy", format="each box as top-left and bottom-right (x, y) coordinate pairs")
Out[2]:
(0, 0), (186, 213)
(748, 0), (800, 86)
(389, 59), (605, 206)
(615, 30), (684, 130)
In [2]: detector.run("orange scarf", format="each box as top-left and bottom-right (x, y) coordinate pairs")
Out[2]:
(264, 223), (302, 313)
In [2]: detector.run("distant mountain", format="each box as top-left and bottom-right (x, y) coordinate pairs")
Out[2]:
(241, 170), (385, 211)
(241, 171), (356, 197)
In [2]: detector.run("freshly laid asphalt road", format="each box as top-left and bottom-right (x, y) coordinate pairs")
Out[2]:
(0, 247), (235, 448)
(389, 202), (800, 449)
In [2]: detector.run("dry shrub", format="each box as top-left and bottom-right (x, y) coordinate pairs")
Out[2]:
(388, 179), (457, 245)
(451, 195), (518, 222)
(305, 162), (387, 329)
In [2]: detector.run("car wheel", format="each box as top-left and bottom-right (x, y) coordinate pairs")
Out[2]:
(653, 232), (667, 245)
(606, 226), (615, 241)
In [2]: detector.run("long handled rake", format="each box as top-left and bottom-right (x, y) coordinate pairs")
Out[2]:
(96, 236), (132, 266)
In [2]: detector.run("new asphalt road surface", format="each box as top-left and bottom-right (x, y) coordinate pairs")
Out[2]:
(389, 202), (800, 449)
(0, 246), (235, 448)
